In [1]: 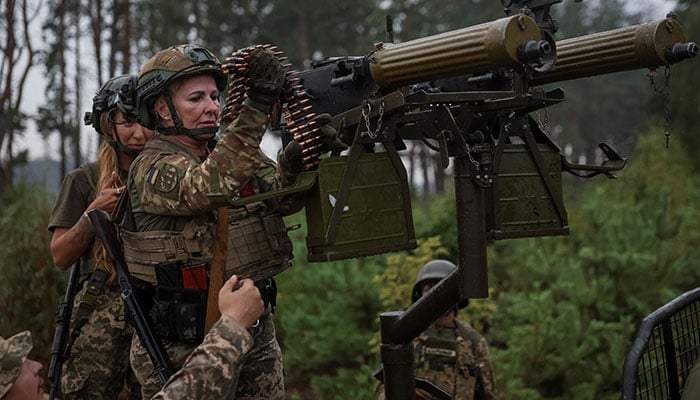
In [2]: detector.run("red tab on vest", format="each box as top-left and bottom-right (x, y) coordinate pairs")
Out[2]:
(239, 181), (255, 197)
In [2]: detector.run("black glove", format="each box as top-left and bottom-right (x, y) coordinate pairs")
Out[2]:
(243, 48), (286, 114)
(278, 140), (303, 176)
(278, 114), (347, 176)
(311, 114), (347, 155)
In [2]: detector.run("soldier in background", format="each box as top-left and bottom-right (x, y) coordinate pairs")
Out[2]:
(47, 74), (152, 399)
(377, 259), (496, 400)
(0, 274), (265, 400)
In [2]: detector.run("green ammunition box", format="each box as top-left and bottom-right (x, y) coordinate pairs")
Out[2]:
(305, 152), (417, 262)
(486, 143), (569, 239)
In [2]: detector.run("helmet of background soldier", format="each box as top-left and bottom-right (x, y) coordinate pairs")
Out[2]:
(84, 74), (139, 135)
(411, 259), (469, 308)
(136, 44), (227, 137)
(0, 331), (32, 397)
(83, 74), (141, 156)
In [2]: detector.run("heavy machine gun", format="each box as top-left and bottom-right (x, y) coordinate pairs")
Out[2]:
(215, 1), (696, 399)
(277, 2), (697, 399)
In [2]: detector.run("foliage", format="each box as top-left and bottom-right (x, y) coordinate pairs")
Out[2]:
(274, 211), (385, 399)
(0, 185), (64, 371)
(488, 126), (700, 399)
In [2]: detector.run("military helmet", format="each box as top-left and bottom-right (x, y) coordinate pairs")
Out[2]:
(83, 74), (139, 136)
(411, 259), (469, 308)
(0, 331), (32, 397)
(136, 44), (226, 130)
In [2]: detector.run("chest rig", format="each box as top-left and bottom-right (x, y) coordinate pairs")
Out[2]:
(413, 322), (484, 400)
(118, 137), (294, 285)
(115, 137), (294, 343)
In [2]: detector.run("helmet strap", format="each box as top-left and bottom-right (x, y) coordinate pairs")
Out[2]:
(105, 122), (141, 158)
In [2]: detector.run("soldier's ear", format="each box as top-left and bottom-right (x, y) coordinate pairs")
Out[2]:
(154, 97), (169, 119)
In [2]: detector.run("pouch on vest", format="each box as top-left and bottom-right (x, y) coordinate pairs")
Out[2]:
(224, 207), (294, 282)
(150, 261), (208, 343)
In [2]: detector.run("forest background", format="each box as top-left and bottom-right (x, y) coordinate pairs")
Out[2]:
(1, 0), (699, 399)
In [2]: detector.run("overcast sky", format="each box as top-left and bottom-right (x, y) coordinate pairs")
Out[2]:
(17, 0), (681, 162)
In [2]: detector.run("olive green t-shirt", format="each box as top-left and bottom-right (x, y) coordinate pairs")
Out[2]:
(47, 162), (99, 276)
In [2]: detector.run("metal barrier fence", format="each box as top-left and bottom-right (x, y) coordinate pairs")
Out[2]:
(621, 287), (700, 400)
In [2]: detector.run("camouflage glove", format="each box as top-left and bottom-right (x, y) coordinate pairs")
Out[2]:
(243, 48), (286, 115)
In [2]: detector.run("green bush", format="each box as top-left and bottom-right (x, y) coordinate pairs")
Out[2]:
(275, 211), (385, 399)
(489, 128), (700, 399)
(0, 185), (64, 371)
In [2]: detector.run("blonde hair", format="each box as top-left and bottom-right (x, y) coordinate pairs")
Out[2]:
(90, 112), (122, 284)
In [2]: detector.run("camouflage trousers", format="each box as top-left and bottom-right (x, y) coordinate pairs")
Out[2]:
(131, 313), (284, 399)
(62, 284), (142, 399)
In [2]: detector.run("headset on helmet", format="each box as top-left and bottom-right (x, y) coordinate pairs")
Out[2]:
(411, 259), (469, 308)
(83, 74), (143, 157)
(84, 74), (139, 136)
(136, 44), (227, 138)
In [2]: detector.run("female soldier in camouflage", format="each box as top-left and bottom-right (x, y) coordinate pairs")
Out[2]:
(47, 74), (153, 399)
(121, 43), (310, 399)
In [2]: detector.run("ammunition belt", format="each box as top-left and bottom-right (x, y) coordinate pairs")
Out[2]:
(221, 44), (324, 170)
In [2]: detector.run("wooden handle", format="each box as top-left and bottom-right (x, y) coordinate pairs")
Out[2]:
(205, 206), (229, 333)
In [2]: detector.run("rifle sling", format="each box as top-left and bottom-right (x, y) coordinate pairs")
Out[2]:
(65, 264), (110, 357)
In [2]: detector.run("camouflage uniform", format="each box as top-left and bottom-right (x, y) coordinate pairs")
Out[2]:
(48, 163), (141, 400)
(0, 331), (32, 397)
(412, 319), (495, 400)
(375, 319), (495, 400)
(150, 315), (255, 400)
(124, 107), (295, 399)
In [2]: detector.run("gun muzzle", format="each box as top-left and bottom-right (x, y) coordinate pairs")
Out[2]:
(666, 42), (699, 63)
(368, 14), (544, 87)
(532, 16), (696, 85)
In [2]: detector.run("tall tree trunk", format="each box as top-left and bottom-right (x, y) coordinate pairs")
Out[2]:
(434, 152), (445, 193)
(295, 4), (311, 64)
(72, 5), (82, 168)
(0, 0), (38, 192)
(88, 0), (104, 86)
(57, 0), (68, 177)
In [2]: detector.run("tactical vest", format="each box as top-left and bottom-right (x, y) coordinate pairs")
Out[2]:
(413, 321), (486, 400)
(118, 136), (294, 285)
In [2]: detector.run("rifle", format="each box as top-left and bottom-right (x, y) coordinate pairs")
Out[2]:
(86, 208), (174, 385)
(47, 262), (80, 400)
(272, 2), (697, 400)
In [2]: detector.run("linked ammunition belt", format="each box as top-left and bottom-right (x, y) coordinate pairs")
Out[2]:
(221, 44), (326, 170)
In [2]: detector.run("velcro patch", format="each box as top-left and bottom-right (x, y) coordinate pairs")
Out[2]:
(424, 347), (456, 358)
(148, 164), (179, 193)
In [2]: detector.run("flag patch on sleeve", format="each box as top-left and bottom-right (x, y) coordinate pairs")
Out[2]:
(147, 167), (160, 185)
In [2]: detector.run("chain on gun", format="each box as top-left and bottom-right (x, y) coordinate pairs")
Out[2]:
(221, 44), (328, 170)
